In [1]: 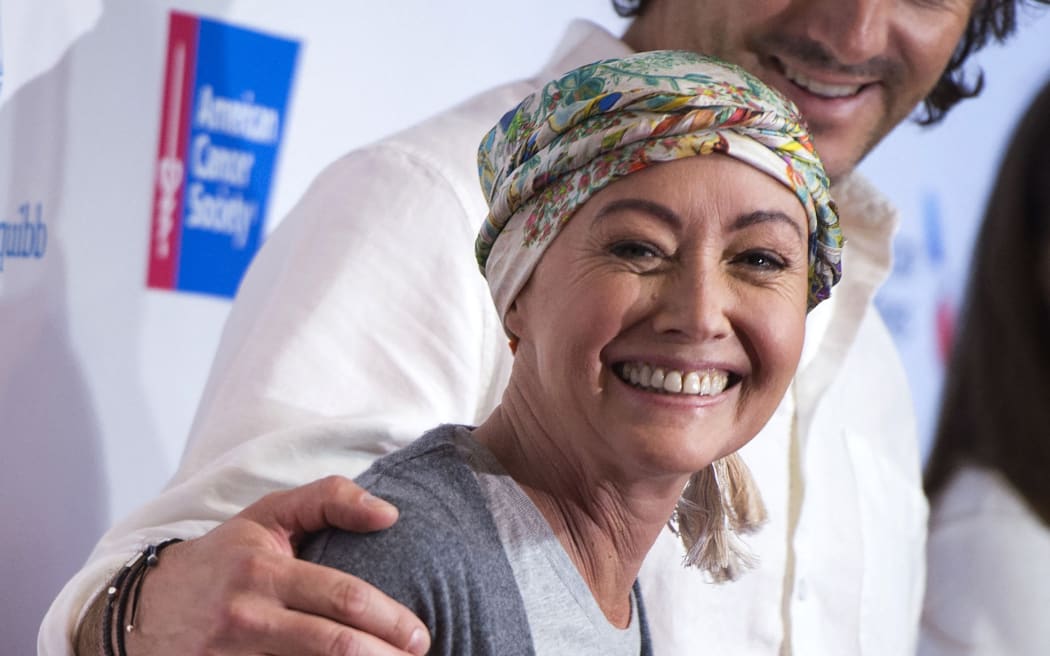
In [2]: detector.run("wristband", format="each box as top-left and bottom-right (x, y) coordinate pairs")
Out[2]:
(101, 538), (183, 656)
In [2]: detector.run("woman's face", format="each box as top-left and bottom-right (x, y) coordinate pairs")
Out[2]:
(506, 155), (810, 481)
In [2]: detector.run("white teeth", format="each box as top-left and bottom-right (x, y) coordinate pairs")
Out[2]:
(699, 374), (712, 396)
(783, 65), (860, 98)
(618, 362), (730, 397)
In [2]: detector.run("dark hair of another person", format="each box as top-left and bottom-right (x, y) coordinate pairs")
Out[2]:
(924, 78), (1050, 526)
(611, 0), (1050, 125)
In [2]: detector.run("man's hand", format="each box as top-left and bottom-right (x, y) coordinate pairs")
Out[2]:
(76, 476), (431, 655)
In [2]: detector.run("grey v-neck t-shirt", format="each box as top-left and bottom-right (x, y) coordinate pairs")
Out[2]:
(301, 424), (651, 655)
(460, 426), (643, 656)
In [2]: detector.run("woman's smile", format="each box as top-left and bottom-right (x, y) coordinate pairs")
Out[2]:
(612, 361), (736, 397)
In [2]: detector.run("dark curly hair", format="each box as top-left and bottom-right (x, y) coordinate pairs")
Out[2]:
(611, 0), (1050, 125)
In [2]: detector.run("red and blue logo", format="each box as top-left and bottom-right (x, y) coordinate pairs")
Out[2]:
(147, 11), (299, 298)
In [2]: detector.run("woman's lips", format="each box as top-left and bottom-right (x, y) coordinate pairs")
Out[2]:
(614, 361), (734, 396)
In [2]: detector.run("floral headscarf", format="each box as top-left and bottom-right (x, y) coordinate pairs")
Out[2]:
(476, 50), (843, 321)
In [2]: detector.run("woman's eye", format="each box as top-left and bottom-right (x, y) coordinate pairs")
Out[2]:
(610, 241), (662, 260)
(736, 250), (786, 270)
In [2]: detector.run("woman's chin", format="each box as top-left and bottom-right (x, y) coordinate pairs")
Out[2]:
(597, 376), (749, 470)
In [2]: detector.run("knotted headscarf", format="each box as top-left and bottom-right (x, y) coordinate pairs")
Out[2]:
(476, 50), (843, 323)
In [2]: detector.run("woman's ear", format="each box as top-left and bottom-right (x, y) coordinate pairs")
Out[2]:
(504, 300), (525, 354)
(505, 286), (542, 354)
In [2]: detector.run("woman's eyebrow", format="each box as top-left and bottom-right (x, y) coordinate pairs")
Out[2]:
(730, 210), (805, 241)
(594, 198), (682, 230)
(596, 200), (804, 241)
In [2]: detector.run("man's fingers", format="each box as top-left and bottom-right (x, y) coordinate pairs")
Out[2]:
(257, 607), (426, 656)
(241, 476), (400, 545)
(272, 558), (431, 655)
(125, 540), (428, 656)
(190, 589), (423, 656)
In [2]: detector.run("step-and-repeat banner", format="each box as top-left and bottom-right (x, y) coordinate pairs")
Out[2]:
(2, 0), (1049, 651)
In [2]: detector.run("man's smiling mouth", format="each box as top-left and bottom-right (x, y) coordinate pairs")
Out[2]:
(781, 62), (865, 98)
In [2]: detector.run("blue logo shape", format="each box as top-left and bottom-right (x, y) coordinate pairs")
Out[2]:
(148, 12), (300, 299)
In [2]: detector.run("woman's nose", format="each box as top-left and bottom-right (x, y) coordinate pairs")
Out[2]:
(649, 268), (733, 342)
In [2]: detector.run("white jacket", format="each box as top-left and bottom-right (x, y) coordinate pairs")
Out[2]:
(40, 21), (926, 656)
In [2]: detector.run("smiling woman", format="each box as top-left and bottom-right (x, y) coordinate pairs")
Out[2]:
(300, 50), (843, 655)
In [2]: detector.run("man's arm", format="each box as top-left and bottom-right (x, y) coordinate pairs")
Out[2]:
(72, 477), (428, 656)
(42, 123), (513, 654)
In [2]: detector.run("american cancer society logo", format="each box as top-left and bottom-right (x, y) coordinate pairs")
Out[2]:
(147, 12), (300, 298)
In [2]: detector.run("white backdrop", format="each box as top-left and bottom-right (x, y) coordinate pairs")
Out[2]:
(1, 1), (1048, 652)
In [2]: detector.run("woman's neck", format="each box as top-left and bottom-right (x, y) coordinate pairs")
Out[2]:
(472, 391), (688, 628)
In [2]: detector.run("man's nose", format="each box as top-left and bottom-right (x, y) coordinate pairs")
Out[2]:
(803, 0), (893, 67)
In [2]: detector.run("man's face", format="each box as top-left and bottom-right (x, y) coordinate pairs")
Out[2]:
(623, 0), (974, 179)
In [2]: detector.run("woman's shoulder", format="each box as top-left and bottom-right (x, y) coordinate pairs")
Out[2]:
(929, 465), (1045, 528)
(300, 424), (534, 654)
(304, 424), (495, 564)
(921, 464), (1050, 655)
(358, 424), (488, 520)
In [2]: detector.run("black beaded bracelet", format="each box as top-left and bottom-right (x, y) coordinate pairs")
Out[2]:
(102, 538), (183, 656)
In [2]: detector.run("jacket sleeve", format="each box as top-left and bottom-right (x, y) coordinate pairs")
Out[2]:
(37, 142), (513, 654)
